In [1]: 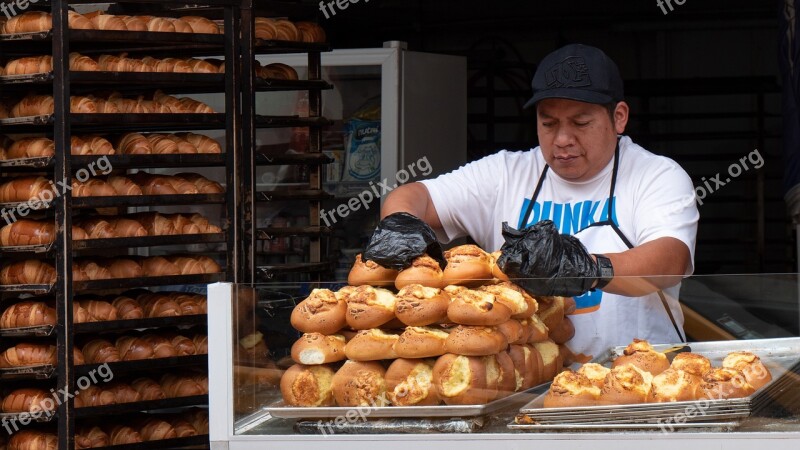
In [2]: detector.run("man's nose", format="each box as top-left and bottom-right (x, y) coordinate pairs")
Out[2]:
(553, 125), (575, 148)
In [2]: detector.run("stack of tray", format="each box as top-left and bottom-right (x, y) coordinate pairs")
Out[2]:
(511, 337), (800, 431)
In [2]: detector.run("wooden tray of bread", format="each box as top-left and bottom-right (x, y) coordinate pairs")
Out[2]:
(512, 337), (800, 430)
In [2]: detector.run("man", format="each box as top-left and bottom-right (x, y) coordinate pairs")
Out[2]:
(365, 44), (699, 358)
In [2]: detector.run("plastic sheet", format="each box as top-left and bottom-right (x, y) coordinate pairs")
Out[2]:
(363, 212), (445, 270)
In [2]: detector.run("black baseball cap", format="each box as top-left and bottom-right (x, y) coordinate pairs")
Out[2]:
(524, 44), (624, 108)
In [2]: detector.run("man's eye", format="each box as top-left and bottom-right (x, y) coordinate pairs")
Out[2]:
(541, 122), (555, 128)
(575, 121), (590, 127)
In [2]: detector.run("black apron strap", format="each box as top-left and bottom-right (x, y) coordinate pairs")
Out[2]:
(520, 165), (549, 229)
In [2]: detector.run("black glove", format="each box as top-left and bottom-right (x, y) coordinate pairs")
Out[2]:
(362, 212), (445, 271)
(497, 220), (600, 297)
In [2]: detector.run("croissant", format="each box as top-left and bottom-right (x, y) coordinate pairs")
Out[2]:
(185, 58), (218, 74)
(166, 256), (205, 275)
(77, 299), (118, 321)
(128, 173), (179, 195)
(128, 212), (177, 236)
(254, 17), (278, 40)
(92, 98), (121, 114)
(105, 382), (141, 403)
(141, 256), (181, 277)
(69, 10), (94, 30)
(72, 178), (116, 197)
(7, 430), (58, 450)
(0, 260), (56, 285)
(161, 373), (205, 398)
(74, 217), (115, 239)
(170, 418), (199, 438)
(108, 218), (147, 237)
(108, 425), (143, 445)
(163, 214), (200, 234)
(82, 338), (120, 364)
(193, 334), (208, 354)
(73, 301), (91, 323)
(1, 388), (54, 413)
(73, 224), (88, 240)
(76, 426), (110, 448)
(119, 15), (147, 32)
(141, 334), (178, 358)
(9, 94), (96, 117)
(155, 58), (192, 73)
(73, 264), (89, 282)
(168, 134), (198, 154)
(140, 419), (177, 441)
(138, 293), (180, 317)
(2, 11), (51, 33)
(131, 377), (166, 401)
(188, 213), (222, 233)
(97, 54), (127, 72)
(163, 333), (197, 355)
(186, 409), (209, 434)
(0, 176), (54, 202)
(111, 296), (144, 319)
(71, 135), (114, 156)
(195, 255), (222, 273)
(0, 219), (53, 246)
(116, 335), (155, 361)
(180, 16), (220, 34)
(164, 175), (199, 194)
(296, 21), (326, 43)
(117, 133), (152, 154)
(152, 90), (183, 112)
(107, 175), (142, 196)
(107, 258), (144, 279)
(77, 259), (112, 280)
(177, 97), (215, 113)
(4, 55), (52, 75)
(0, 342), (57, 368)
(146, 134), (179, 154)
(91, 14), (127, 31)
(75, 385), (116, 407)
(0, 301), (56, 328)
(146, 17), (175, 33)
(69, 52), (99, 71)
(274, 19), (300, 41)
(174, 172), (224, 194)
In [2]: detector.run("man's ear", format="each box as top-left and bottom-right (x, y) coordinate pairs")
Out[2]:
(613, 101), (629, 134)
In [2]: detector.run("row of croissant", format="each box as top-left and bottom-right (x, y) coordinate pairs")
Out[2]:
(0, 91), (215, 118)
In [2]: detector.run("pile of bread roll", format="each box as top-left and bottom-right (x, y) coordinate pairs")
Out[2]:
(0, 10), (220, 34)
(280, 244), (575, 408)
(543, 339), (774, 407)
(1, 91), (215, 119)
(80, 332), (207, 364)
(0, 342), (85, 368)
(0, 213), (219, 247)
(254, 17), (325, 43)
(0, 255), (221, 285)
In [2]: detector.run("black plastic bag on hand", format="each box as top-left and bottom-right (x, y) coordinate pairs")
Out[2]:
(362, 212), (445, 270)
(497, 220), (599, 297)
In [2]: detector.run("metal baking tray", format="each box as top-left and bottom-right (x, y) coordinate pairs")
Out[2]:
(255, 78), (332, 92)
(513, 337), (800, 429)
(72, 154), (225, 170)
(0, 156), (53, 169)
(508, 421), (740, 431)
(74, 314), (206, 334)
(0, 199), (52, 212)
(0, 243), (54, 254)
(265, 386), (542, 419)
(253, 39), (331, 54)
(74, 394), (208, 418)
(0, 324), (55, 337)
(0, 72), (54, 84)
(73, 272), (224, 292)
(72, 193), (225, 209)
(0, 364), (55, 380)
(0, 114), (227, 133)
(0, 283), (54, 295)
(72, 233), (226, 250)
(254, 115), (331, 128)
(0, 411), (55, 423)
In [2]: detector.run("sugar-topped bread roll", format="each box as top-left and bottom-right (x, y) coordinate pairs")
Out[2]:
(478, 282), (537, 319)
(344, 329), (399, 361)
(701, 367), (755, 400)
(543, 369), (601, 408)
(577, 363), (610, 389)
(651, 368), (700, 402)
(432, 353), (491, 405)
(342, 285), (396, 330)
(279, 363), (335, 407)
(331, 360), (388, 407)
(348, 253), (398, 287)
(290, 289), (346, 335)
(445, 286), (511, 326)
(394, 284), (450, 326)
(395, 254), (444, 289)
(722, 351), (772, 390)
(385, 358), (439, 406)
(394, 326), (449, 359)
(291, 333), (346, 365)
(444, 325), (507, 356)
(598, 364), (654, 405)
(612, 339), (669, 376)
(441, 244), (493, 286)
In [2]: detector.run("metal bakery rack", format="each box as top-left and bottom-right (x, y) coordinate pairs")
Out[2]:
(0, 0), (241, 448)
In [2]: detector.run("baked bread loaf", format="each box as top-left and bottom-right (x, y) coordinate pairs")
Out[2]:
(72, 178), (116, 197)
(117, 133), (151, 154)
(496, 319), (526, 345)
(280, 363), (336, 407)
(139, 418), (177, 441)
(141, 334), (178, 358)
(598, 364), (655, 405)
(75, 385), (116, 407)
(348, 253), (399, 287)
(531, 339), (561, 382)
(254, 17), (278, 40)
(290, 288), (346, 335)
(612, 339), (670, 376)
(722, 351), (772, 390)
(1, 387), (54, 413)
(331, 360), (388, 407)
(394, 326), (449, 358)
(91, 14), (127, 31)
(161, 373), (206, 397)
(0, 220), (87, 246)
(76, 426), (110, 448)
(432, 353), (491, 405)
(175, 132), (222, 153)
(163, 332), (197, 356)
(342, 285), (397, 330)
(71, 135), (114, 156)
(444, 325), (507, 356)
(0, 176), (53, 203)
(537, 296), (566, 331)
(169, 418), (199, 438)
(442, 244), (493, 286)
(494, 351), (517, 397)
(112, 296), (144, 319)
(395, 254), (444, 289)
(131, 377), (166, 400)
(180, 16), (220, 34)
(116, 335), (155, 361)
(105, 382), (141, 404)
(394, 284), (450, 326)
(478, 282), (537, 319)
(507, 344), (541, 389)
(7, 430), (57, 450)
(543, 370), (601, 408)
(577, 363), (611, 389)
(670, 352), (712, 379)
(344, 329), (400, 361)
(526, 315), (550, 343)
(6, 137), (55, 159)
(446, 286), (511, 326)
(0, 301), (56, 328)
(0, 342), (57, 367)
(140, 256), (181, 277)
(701, 367), (755, 400)
(291, 333), (346, 365)
(386, 358), (439, 406)
(0, 260), (57, 285)
(651, 368), (700, 402)
(82, 338), (121, 364)
(108, 425), (143, 445)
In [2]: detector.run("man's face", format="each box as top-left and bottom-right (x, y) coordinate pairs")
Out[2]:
(536, 98), (628, 182)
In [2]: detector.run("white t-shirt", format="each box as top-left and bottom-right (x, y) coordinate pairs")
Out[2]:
(420, 136), (699, 358)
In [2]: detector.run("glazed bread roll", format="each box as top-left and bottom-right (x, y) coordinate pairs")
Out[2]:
(163, 332), (197, 356)
(77, 259), (112, 280)
(140, 419), (177, 441)
(274, 19), (299, 41)
(0, 176), (53, 203)
(119, 15), (147, 31)
(394, 284), (450, 326)
(670, 352), (712, 379)
(0, 220), (60, 246)
(180, 16), (220, 34)
(0, 342), (57, 367)
(290, 288), (346, 335)
(2, 11), (52, 33)
(701, 367), (755, 400)
(395, 254), (444, 289)
(543, 370), (601, 408)
(76, 299), (116, 322)
(7, 137), (55, 159)
(478, 282), (537, 319)
(444, 325), (507, 356)
(598, 364), (655, 405)
(489, 250), (509, 282)
(161, 373), (206, 397)
(106, 258), (144, 279)
(82, 339), (121, 364)
(496, 319), (526, 345)
(722, 351), (772, 390)
(577, 363), (611, 389)
(112, 296), (144, 319)
(612, 339), (670, 376)
(536, 296), (566, 331)
(344, 329), (399, 361)
(138, 293), (181, 317)
(170, 418), (198, 438)
(526, 314), (550, 343)
(548, 316), (575, 344)
(494, 351), (517, 397)
(171, 293), (203, 316)
(280, 363), (336, 407)
(1, 260), (57, 285)
(1, 387), (53, 413)
(146, 17), (176, 33)
(131, 377), (167, 400)
(394, 326), (449, 358)
(291, 333), (346, 365)
(7, 430), (57, 450)
(163, 214), (201, 234)
(129, 212), (177, 236)
(166, 256), (205, 275)
(432, 353), (490, 405)
(532, 339), (561, 382)
(146, 134), (179, 154)
(0, 301), (56, 328)
(91, 14), (127, 31)
(446, 286), (511, 326)
(129, 173), (179, 195)
(167, 18), (193, 33)
(442, 244), (493, 286)
(72, 178), (117, 197)
(108, 218), (147, 237)
(107, 176), (142, 196)
(342, 285), (397, 330)
(348, 253), (399, 287)
(332, 360), (388, 407)
(386, 358), (439, 406)
(651, 368), (701, 402)
(74, 217), (115, 239)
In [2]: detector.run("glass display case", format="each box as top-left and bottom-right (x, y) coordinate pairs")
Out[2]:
(208, 274), (800, 449)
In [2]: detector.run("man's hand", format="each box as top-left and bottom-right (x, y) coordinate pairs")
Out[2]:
(363, 212), (445, 270)
(497, 220), (601, 296)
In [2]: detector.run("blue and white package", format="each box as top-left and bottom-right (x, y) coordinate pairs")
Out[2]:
(343, 119), (381, 181)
